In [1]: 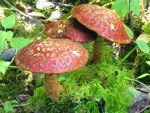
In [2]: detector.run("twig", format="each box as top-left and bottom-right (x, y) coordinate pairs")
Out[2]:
(138, 105), (150, 113)
(2, 0), (41, 24)
(13, 103), (29, 107)
(8, 66), (19, 69)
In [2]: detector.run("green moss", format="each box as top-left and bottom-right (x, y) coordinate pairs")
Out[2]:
(27, 86), (50, 112)
(144, 109), (150, 113)
(59, 62), (133, 113)
(28, 62), (134, 113)
(14, 22), (47, 40)
(1, 70), (26, 98)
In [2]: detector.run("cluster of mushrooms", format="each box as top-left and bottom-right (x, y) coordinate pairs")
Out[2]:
(15, 4), (131, 101)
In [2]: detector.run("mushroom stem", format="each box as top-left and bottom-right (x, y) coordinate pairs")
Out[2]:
(45, 74), (64, 101)
(91, 37), (103, 63)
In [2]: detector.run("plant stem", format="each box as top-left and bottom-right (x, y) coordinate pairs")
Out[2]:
(13, 103), (29, 107)
(8, 66), (19, 68)
(129, 0), (134, 31)
(103, 1), (114, 7)
(90, 37), (103, 63)
(45, 74), (64, 101)
(118, 45), (137, 66)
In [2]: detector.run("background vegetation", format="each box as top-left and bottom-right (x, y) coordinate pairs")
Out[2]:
(0, 0), (150, 113)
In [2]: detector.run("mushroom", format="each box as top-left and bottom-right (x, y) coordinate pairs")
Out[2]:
(15, 39), (88, 101)
(71, 4), (131, 62)
(42, 18), (96, 42)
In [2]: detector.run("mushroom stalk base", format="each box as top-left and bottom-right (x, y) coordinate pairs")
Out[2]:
(91, 37), (103, 63)
(45, 74), (64, 101)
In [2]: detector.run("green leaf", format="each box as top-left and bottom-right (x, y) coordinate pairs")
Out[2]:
(130, 0), (140, 16)
(5, 31), (13, 41)
(124, 24), (134, 39)
(0, 61), (11, 75)
(136, 34), (150, 43)
(0, 30), (7, 41)
(128, 87), (140, 98)
(112, 0), (129, 18)
(10, 37), (30, 50)
(0, 41), (8, 50)
(0, 41), (5, 50)
(1, 14), (16, 29)
(0, 30), (11, 50)
(0, 30), (13, 41)
(3, 101), (14, 112)
(136, 73), (150, 79)
(58, 76), (66, 82)
(146, 61), (150, 65)
(11, 100), (18, 104)
(136, 40), (150, 53)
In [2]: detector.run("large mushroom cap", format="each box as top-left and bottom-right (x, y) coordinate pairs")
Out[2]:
(15, 39), (88, 73)
(42, 18), (96, 42)
(71, 4), (131, 44)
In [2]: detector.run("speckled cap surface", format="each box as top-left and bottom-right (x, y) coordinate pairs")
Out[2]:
(71, 4), (131, 44)
(15, 39), (88, 74)
(42, 18), (96, 42)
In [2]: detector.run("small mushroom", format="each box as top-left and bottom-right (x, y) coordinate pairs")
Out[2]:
(71, 4), (131, 62)
(42, 18), (96, 42)
(15, 39), (88, 101)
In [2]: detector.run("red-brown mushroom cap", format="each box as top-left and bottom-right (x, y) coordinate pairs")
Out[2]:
(42, 18), (96, 42)
(15, 39), (88, 73)
(71, 4), (131, 44)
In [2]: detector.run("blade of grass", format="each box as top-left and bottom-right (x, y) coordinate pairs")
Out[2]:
(118, 45), (137, 66)
(125, 77), (150, 91)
